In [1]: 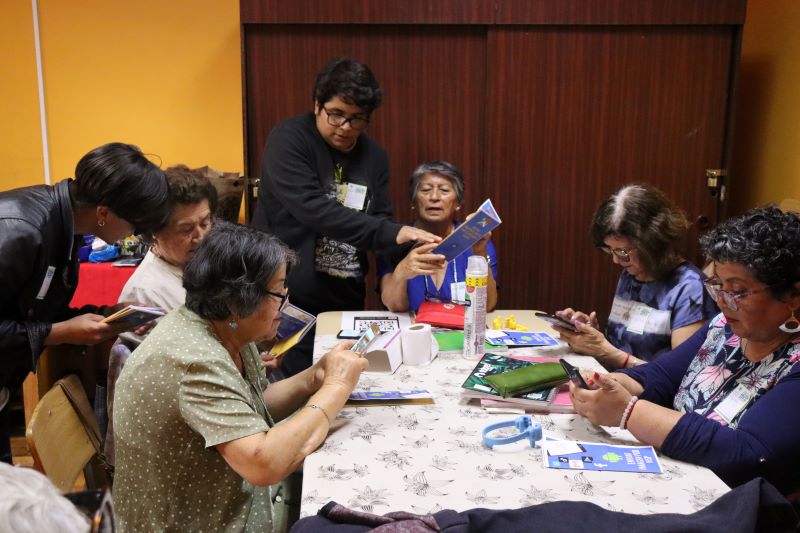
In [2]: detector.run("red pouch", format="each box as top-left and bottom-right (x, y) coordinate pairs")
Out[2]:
(415, 301), (466, 329)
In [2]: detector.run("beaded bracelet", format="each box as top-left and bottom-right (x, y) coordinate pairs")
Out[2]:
(619, 396), (639, 430)
(306, 403), (331, 424)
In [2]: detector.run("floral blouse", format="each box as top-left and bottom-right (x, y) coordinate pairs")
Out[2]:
(673, 314), (800, 429)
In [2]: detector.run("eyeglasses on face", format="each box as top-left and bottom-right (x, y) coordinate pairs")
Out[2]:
(266, 289), (290, 311)
(322, 106), (370, 130)
(702, 280), (772, 312)
(598, 246), (634, 263)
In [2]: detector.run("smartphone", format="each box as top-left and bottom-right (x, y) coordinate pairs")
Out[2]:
(559, 358), (590, 389)
(534, 311), (580, 332)
(352, 323), (381, 354)
(337, 329), (362, 340)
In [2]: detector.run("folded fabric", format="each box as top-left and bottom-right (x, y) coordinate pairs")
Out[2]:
(485, 363), (568, 398)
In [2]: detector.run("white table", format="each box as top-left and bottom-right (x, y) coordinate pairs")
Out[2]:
(300, 311), (729, 518)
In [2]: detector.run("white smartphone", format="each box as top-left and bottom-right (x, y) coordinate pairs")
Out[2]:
(352, 323), (381, 354)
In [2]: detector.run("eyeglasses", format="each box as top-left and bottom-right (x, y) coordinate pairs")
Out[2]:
(598, 246), (634, 263)
(322, 107), (370, 130)
(266, 289), (289, 311)
(702, 280), (772, 312)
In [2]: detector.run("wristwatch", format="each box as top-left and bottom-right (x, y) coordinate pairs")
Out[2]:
(482, 415), (542, 449)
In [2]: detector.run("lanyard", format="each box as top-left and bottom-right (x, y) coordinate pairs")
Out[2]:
(423, 259), (458, 298)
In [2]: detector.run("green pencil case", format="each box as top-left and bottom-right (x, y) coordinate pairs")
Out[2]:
(485, 363), (569, 398)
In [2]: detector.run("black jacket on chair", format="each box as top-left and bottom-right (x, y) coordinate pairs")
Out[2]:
(0, 180), (99, 391)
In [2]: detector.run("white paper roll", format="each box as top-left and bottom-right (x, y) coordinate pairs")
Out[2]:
(401, 323), (433, 366)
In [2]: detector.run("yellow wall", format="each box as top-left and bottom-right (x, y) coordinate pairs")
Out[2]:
(2, 1), (797, 212)
(0, 0), (242, 190)
(730, 1), (800, 213)
(0, 1), (45, 189)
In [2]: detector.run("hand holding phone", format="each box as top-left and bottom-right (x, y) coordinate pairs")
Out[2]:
(559, 358), (591, 389)
(534, 311), (580, 332)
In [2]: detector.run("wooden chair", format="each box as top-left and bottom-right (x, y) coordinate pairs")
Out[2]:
(26, 374), (108, 492)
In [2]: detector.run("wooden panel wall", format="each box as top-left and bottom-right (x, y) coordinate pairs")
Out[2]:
(242, 1), (745, 315)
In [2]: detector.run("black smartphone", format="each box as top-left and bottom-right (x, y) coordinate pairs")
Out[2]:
(559, 358), (590, 389)
(534, 311), (579, 332)
(337, 329), (362, 340)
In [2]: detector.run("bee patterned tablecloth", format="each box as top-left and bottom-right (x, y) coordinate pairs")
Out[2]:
(300, 334), (730, 518)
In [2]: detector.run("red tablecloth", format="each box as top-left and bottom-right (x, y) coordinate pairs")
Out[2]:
(70, 262), (137, 308)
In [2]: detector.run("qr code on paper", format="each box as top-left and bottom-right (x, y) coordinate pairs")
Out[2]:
(352, 316), (401, 333)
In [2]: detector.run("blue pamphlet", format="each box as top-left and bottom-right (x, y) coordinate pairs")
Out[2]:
(433, 199), (501, 262)
(542, 438), (663, 474)
(275, 303), (316, 341)
(485, 331), (558, 347)
(346, 390), (434, 405)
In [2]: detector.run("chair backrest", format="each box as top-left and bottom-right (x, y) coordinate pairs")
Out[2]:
(26, 375), (103, 492)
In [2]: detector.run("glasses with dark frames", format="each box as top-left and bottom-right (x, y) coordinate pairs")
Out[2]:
(266, 289), (290, 311)
(322, 107), (370, 130)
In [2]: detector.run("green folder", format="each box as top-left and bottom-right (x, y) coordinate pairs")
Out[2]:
(433, 331), (497, 351)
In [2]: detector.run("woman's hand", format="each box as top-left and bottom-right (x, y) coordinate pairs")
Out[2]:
(45, 313), (127, 346)
(394, 242), (447, 281)
(553, 319), (627, 369)
(471, 231), (492, 256)
(570, 372), (632, 427)
(555, 308), (599, 329)
(312, 341), (369, 392)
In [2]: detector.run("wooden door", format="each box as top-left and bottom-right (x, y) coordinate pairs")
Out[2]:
(484, 26), (735, 315)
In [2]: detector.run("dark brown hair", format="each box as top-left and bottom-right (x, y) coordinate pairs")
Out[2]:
(591, 184), (690, 279)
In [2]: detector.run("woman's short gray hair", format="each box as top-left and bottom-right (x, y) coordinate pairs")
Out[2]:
(701, 206), (800, 299)
(0, 463), (90, 532)
(408, 160), (465, 204)
(184, 222), (297, 320)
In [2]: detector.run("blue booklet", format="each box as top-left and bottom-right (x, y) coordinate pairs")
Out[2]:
(433, 198), (501, 262)
(485, 331), (558, 347)
(275, 303), (316, 341)
(542, 438), (663, 474)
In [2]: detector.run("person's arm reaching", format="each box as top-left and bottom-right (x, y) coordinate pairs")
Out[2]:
(380, 243), (446, 312)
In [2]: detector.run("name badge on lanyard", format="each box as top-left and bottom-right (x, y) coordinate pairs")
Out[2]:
(36, 266), (57, 300)
(450, 281), (466, 302)
(337, 182), (368, 211)
(625, 303), (653, 335)
(713, 383), (754, 425)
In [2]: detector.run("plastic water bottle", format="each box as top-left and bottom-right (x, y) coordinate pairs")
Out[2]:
(463, 255), (488, 360)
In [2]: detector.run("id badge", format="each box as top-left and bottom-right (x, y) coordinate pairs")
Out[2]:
(451, 281), (466, 302)
(625, 303), (653, 335)
(713, 384), (754, 425)
(342, 182), (368, 211)
(36, 266), (57, 300)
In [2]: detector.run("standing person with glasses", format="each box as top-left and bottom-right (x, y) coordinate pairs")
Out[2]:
(553, 184), (717, 368)
(251, 57), (438, 377)
(113, 222), (369, 532)
(569, 206), (800, 497)
(378, 160), (499, 313)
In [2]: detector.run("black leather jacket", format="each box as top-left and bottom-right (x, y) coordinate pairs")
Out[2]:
(0, 180), (98, 390)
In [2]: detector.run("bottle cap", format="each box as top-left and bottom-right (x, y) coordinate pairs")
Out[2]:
(466, 255), (488, 275)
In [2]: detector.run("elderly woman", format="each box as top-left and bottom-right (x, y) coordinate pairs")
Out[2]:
(572, 207), (800, 495)
(112, 222), (368, 532)
(554, 184), (717, 368)
(379, 160), (498, 312)
(117, 165), (216, 345)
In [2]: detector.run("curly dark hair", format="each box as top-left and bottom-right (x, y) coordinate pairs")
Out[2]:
(591, 184), (690, 280)
(184, 222), (297, 320)
(312, 57), (383, 114)
(152, 165), (218, 232)
(701, 206), (800, 299)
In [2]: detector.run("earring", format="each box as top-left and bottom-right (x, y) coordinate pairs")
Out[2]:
(779, 309), (800, 334)
(228, 320), (239, 330)
(97, 219), (105, 227)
